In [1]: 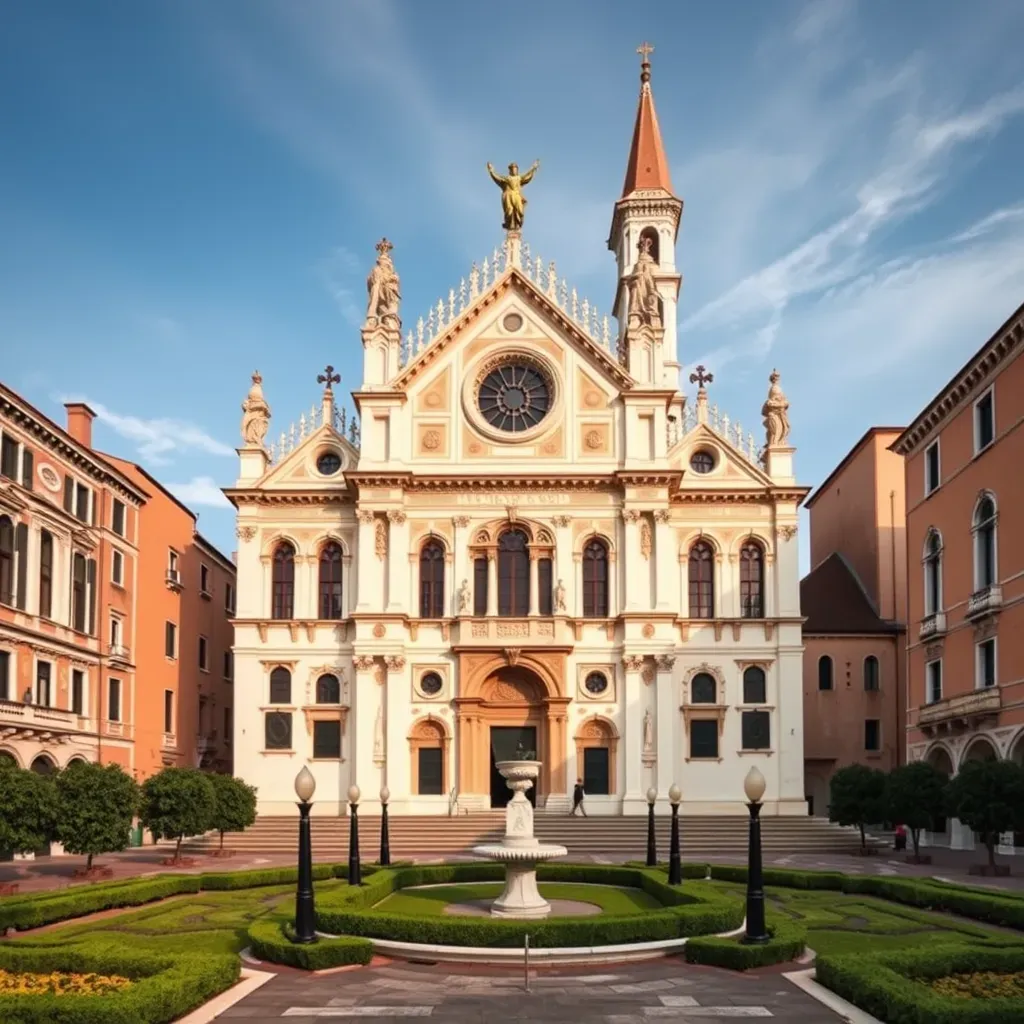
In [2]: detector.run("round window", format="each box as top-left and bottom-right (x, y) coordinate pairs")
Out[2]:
(502, 312), (524, 332)
(584, 671), (608, 696)
(419, 672), (443, 697)
(689, 449), (715, 474)
(316, 451), (342, 476)
(477, 361), (551, 433)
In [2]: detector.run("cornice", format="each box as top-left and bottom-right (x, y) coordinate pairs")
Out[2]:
(223, 489), (354, 507)
(671, 488), (809, 504)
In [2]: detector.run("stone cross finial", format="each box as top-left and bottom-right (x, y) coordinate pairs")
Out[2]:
(689, 365), (713, 390)
(690, 366), (713, 425)
(317, 365), (341, 391)
(637, 41), (654, 82)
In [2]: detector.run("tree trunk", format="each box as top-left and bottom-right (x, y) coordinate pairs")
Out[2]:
(219, 830), (225, 852)
(86, 852), (93, 871)
(859, 823), (866, 850)
(911, 829), (920, 857)
(175, 835), (182, 862)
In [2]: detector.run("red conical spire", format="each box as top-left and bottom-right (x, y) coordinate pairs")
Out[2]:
(621, 42), (675, 197)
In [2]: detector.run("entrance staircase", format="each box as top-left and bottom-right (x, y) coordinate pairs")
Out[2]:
(183, 813), (886, 860)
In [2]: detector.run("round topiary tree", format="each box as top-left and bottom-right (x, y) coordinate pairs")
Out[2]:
(55, 760), (139, 871)
(946, 758), (1024, 874)
(886, 761), (948, 862)
(140, 766), (216, 864)
(209, 773), (257, 854)
(0, 763), (57, 857)
(828, 764), (888, 852)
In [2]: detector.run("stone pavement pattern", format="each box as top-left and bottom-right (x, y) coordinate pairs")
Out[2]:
(223, 962), (845, 1021)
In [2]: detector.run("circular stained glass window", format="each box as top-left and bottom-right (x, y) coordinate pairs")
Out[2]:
(585, 671), (608, 696)
(419, 672), (443, 697)
(689, 450), (715, 474)
(477, 362), (551, 433)
(316, 451), (342, 476)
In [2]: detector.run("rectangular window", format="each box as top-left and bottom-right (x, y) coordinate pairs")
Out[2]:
(38, 530), (53, 619)
(200, 564), (210, 595)
(538, 558), (553, 616)
(165, 621), (177, 659)
(741, 710), (771, 750)
(198, 635), (208, 671)
(0, 650), (10, 701)
(473, 557), (488, 617)
(14, 522), (27, 610)
(975, 389), (995, 452)
(108, 678), (121, 722)
(86, 558), (96, 634)
(926, 660), (942, 704)
(925, 441), (940, 495)
(110, 616), (121, 648)
(112, 499), (126, 537)
(864, 719), (881, 751)
(0, 434), (18, 480)
(223, 650), (233, 680)
(63, 475), (74, 512)
(418, 747), (443, 795)
(312, 720), (342, 759)
(36, 661), (52, 707)
(688, 719), (719, 759)
(225, 582), (235, 615)
(20, 449), (33, 491)
(75, 484), (90, 523)
(164, 689), (174, 733)
(583, 746), (611, 795)
(71, 670), (83, 715)
(977, 638), (996, 689)
(111, 549), (124, 586)
(264, 711), (292, 750)
(167, 549), (179, 583)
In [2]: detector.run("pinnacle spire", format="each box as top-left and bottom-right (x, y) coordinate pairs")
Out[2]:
(620, 43), (675, 198)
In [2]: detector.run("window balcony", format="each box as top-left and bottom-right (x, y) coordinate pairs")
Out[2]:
(162, 731), (177, 750)
(918, 687), (1001, 734)
(165, 568), (183, 593)
(966, 585), (1002, 620)
(919, 611), (947, 640)
(197, 731), (218, 755)
(108, 642), (129, 665)
(0, 699), (87, 739)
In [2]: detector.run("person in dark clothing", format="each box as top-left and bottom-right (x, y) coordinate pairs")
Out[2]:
(571, 778), (587, 816)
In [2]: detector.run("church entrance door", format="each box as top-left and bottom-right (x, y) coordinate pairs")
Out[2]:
(489, 726), (537, 808)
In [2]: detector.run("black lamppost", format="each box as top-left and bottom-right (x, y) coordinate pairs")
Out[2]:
(743, 766), (769, 944)
(379, 785), (391, 866)
(646, 787), (658, 867)
(667, 784), (682, 885)
(293, 766), (317, 944)
(347, 784), (362, 886)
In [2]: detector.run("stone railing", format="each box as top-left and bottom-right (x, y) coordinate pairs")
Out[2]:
(0, 700), (86, 734)
(268, 404), (360, 464)
(918, 687), (1001, 730)
(919, 612), (947, 640)
(678, 404), (762, 467)
(966, 585), (1002, 620)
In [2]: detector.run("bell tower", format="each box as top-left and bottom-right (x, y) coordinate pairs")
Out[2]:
(609, 44), (683, 391)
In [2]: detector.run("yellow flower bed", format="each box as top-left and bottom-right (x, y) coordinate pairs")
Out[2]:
(931, 970), (1024, 1000)
(0, 968), (132, 997)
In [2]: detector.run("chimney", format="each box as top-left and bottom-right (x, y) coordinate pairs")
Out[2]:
(65, 403), (96, 449)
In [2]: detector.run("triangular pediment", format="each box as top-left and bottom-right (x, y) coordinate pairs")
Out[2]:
(671, 420), (773, 491)
(255, 419), (357, 492)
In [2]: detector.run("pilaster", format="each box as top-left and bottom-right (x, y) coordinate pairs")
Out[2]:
(355, 511), (377, 611)
(655, 654), (676, 808)
(622, 510), (643, 611)
(528, 552), (540, 616)
(486, 554), (498, 617)
(622, 654), (645, 811)
(384, 655), (411, 812)
(452, 516), (470, 616)
(386, 511), (409, 613)
(352, 655), (382, 814)
(653, 510), (672, 610)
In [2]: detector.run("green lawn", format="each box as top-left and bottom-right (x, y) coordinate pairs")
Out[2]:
(376, 882), (662, 918)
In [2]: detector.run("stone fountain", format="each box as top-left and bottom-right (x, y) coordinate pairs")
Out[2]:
(472, 760), (568, 918)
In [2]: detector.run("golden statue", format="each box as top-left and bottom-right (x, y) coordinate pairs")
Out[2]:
(486, 160), (540, 231)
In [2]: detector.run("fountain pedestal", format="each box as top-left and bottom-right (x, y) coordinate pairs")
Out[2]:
(472, 760), (567, 919)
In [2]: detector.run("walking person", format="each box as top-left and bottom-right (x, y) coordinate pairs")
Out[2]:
(571, 778), (587, 816)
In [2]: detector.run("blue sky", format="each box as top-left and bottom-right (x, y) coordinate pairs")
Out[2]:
(2, 0), (1023, 572)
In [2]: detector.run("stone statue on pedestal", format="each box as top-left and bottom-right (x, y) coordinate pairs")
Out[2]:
(457, 579), (472, 614)
(240, 371), (271, 448)
(761, 369), (791, 447)
(365, 238), (401, 324)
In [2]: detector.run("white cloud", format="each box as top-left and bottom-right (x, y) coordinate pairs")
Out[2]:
(166, 476), (233, 509)
(319, 245), (365, 327)
(58, 397), (234, 464)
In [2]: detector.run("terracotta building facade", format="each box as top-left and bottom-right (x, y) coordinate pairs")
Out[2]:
(801, 428), (907, 816)
(895, 300), (1024, 854)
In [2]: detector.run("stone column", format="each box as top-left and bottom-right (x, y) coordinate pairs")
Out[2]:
(386, 511), (409, 613)
(655, 655), (676, 808)
(528, 552), (540, 616)
(727, 553), (739, 618)
(654, 510), (673, 611)
(486, 553), (498, 617)
(622, 510), (642, 611)
(608, 550), (619, 617)
(352, 656), (382, 814)
(384, 655), (410, 811)
(622, 654), (645, 813)
(355, 510), (377, 611)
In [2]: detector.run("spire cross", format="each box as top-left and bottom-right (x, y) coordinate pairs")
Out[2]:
(637, 41), (654, 64)
(689, 365), (714, 389)
(317, 365), (341, 391)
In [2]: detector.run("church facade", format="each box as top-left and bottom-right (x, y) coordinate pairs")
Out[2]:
(228, 53), (809, 818)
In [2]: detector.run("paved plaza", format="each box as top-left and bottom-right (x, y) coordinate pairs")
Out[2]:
(222, 961), (845, 1022)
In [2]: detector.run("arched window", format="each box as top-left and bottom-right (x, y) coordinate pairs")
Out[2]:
(688, 541), (715, 619)
(924, 529), (942, 615)
(497, 530), (530, 616)
(973, 496), (997, 590)
(318, 542), (343, 620)
(818, 655), (833, 691)
(316, 673), (340, 704)
(0, 516), (13, 606)
(419, 540), (445, 618)
(691, 672), (718, 704)
(269, 667), (291, 704)
(742, 666), (766, 704)
(39, 530), (53, 619)
(582, 539), (609, 618)
(71, 552), (87, 632)
(272, 542), (295, 619)
(739, 541), (764, 618)
(864, 655), (880, 692)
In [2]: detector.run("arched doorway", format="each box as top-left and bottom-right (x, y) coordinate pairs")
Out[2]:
(924, 745), (954, 846)
(30, 754), (56, 776)
(961, 736), (998, 765)
(455, 658), (569, 809)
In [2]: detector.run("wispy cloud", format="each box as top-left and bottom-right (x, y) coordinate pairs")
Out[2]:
(58, 396), (234, 464)
(318, 245), (365, 327)
(166, 476), (232, 509)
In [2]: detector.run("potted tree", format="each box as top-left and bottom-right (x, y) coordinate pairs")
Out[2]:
(946, 758), (1024, 877)
(828, 764), (888, 855)
(140, 766), (216, 866)
(886, 761), (948, 864)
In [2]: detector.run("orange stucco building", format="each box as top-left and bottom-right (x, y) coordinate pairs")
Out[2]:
(800, 428), (907, 816)
(893, 300), (1024, 853)
(1, 382), (235, 817)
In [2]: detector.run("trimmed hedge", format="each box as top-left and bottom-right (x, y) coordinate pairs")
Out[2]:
(314, 864), (742, 947)
(248, 917), (372, 970)
(0, 943), (238, 1024)
(817, 945), (1024, 1024)
(684, 916), (807, 970)
(199, 862), (345, 890)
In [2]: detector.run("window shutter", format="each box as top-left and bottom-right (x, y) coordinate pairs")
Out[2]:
(14, 523), (28, 610)
(63, 476), (74, 512)
(21, 451), (34, 491)
(86, 558), (97, 634)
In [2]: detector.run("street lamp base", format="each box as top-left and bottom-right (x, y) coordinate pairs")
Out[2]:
(741, 933), (771, 945)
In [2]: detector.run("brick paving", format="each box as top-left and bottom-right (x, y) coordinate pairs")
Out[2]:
(224, 961), (845, 1022)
